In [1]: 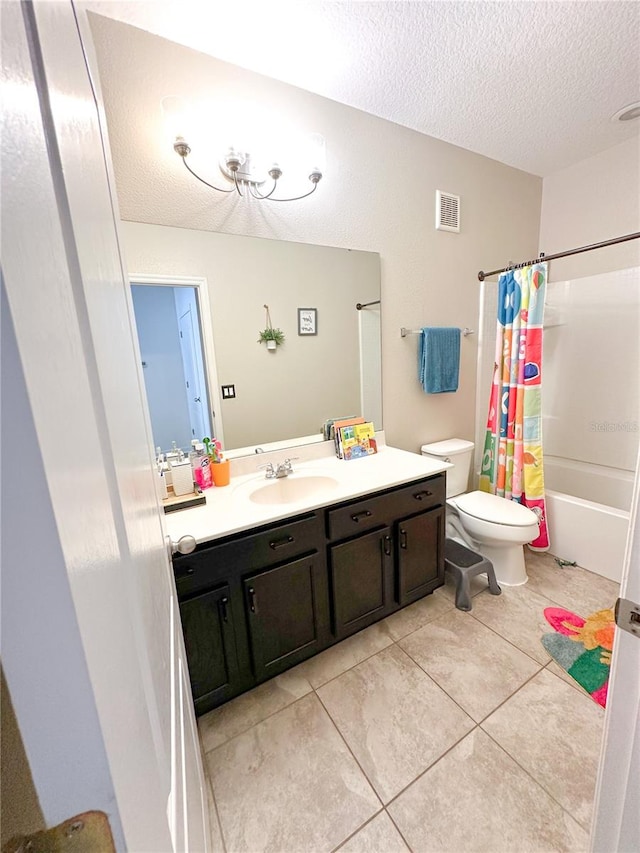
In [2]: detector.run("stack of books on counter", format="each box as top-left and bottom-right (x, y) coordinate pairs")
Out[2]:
(332, 417), (378, 460)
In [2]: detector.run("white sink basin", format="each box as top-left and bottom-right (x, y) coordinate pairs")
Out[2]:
(248, 475), (340, 505)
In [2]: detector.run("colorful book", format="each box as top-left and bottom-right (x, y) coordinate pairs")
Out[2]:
(332, 417), (366, 458)
(340, 421), (378, 460)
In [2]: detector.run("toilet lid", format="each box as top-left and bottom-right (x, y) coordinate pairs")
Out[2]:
(454, 491), (538, 527)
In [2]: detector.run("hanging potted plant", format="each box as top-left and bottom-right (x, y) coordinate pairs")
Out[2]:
(258, 304), (285, 351)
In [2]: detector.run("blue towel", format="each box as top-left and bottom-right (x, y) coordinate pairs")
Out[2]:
(418, 327), (461, 393)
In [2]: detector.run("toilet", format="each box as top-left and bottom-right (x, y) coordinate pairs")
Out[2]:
(421, 439), (540, 586)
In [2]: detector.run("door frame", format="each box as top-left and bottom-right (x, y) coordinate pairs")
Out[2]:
(590, 444), (640, 851)
(130, 274), (225, 449)
(2, 2), (209, 847)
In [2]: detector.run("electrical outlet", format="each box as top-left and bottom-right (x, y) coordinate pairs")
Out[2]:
(221, 384), (236, 399)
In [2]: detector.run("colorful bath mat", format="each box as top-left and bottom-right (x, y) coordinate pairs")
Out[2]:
(541, 606), (615, 707)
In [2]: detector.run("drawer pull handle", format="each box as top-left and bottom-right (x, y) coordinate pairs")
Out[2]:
(248, 587), (258, 614)
(414, 490), (433, 501)
(400, 529), (408, 549)
(351, 510), (372, 523)
(383, 534), (392, 556)
(219, 596), (229, 622)
(269, 535), (294, 550)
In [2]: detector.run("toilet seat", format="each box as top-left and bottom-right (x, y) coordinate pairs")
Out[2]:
(451, 491), (538, 527)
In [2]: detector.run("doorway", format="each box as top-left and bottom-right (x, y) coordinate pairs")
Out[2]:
(130, 277), (221, 452)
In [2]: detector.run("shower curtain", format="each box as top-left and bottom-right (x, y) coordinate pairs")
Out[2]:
(479, 262), (549, 550)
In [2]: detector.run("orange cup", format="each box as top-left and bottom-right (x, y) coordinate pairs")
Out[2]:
(211, 459), (231, 487)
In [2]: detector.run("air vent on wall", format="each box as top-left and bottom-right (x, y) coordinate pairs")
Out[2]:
(436, 190), (460, 233)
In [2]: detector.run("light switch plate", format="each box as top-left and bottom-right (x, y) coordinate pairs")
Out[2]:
(221, 384), (236, 399)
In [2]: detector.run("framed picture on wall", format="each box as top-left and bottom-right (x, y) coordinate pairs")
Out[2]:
(297, 308), (317, 336)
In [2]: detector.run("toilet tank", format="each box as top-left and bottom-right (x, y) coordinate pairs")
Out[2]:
(421, 438), (474, 498)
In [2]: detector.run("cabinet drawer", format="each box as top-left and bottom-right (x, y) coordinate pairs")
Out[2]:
(385, 475), (446, 519)
(326, 492), (389, 540)
(327, 475), (445, 541)
(174, 513), (323, 599)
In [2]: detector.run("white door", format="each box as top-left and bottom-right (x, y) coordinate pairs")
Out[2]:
(177, 299), (211, 442)
(130, 277), (222, 449)
(1, 3), (208, 850)
(590, 445), (640, 851)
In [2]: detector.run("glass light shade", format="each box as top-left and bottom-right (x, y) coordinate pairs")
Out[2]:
(161, 96), (189, 143)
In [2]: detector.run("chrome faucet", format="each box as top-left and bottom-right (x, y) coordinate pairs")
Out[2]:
(258, 457), (299, 479)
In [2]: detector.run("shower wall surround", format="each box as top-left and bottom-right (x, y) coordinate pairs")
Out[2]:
(543, 266), (639, 495)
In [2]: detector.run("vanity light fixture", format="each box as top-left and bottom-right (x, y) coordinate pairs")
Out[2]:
(163, 97), (324, 202)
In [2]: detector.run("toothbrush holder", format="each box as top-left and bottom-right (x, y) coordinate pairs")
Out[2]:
(211, 459), (231, 487)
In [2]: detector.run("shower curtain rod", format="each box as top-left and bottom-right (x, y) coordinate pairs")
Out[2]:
(477, 231), (640, 282)
(356, 299), (381, 310)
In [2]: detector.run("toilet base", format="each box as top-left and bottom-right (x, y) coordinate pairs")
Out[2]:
(445, 521), (529, 587)
(474, 542), (528, 587)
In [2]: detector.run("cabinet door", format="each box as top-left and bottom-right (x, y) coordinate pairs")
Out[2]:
(178, 584), (240, 714)
(330, 526), (394, 639)
(244, 554), (328, 682)
(396, 507), (445, 606)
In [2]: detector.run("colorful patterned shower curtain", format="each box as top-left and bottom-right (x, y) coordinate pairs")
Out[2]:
(479, 262), (549, 549)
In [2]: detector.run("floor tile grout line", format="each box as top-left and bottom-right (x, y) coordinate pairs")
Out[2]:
(205, 688), (321, 757)
(199, 682), (316, 756)
(397, 631), (538, 727)
(202, 765), (228, 853)
(543, 658), (592, 697)
(329, 807), (385, 853)
(397, 643), (484, 723)
(466, 606), (553, 668)
(200, 608), (449, 758)
(205, 687), (388, 853)
(382, 723), (482, 812)
(475, 664), (547, 727)
(384, 806), (415, 853)
(313, 643), (480, 827)
(303, 632), (396, 691)
(480, 725), (594, 835)
(314, 688), (385, 811)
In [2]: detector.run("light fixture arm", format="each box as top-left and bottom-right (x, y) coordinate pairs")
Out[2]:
(175, 141), (235, 194)
(173, 138), (323, 202)
(258, 181), (320, 203)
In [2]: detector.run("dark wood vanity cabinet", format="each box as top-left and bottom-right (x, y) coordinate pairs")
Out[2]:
(327, 476), (446, 638)
(178, 584), (241, 714)
(330, 526), (394, 639)
(174, 473), (446, 715)
(243, 552), (329, 682)
(396, 506), (445, 606)
(173, 512), (329, 715)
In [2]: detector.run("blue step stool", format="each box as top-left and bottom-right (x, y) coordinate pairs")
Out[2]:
(444, 538), (501, 611)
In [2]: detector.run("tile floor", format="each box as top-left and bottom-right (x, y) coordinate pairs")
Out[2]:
(199, 551), (619, 853)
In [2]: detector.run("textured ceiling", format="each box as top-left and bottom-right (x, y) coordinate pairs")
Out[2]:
(81, 0), (640, 176)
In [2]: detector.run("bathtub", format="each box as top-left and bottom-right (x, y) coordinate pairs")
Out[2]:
(543, 455), (633, 584)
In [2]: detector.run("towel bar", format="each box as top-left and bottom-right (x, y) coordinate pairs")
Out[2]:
(400, 327), (475, 338)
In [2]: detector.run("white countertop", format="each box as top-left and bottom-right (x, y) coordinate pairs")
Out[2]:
(165, 445), (451, 545)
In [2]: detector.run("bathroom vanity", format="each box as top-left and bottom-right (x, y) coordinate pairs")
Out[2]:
(167, 445), (450, 716)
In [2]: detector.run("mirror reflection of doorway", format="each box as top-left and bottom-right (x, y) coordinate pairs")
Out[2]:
(131, 282), (214, 452)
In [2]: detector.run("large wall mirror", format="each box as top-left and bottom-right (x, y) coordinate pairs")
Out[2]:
(124, 221), (382, 457)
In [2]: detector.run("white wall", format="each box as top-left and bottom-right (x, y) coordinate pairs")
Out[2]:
(131, 284), (193, 451)
(543, 268), (639, 480)
(538, 138), (640, 487)
(89, 14), (542, 453)
(539, 137), (640, 280)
